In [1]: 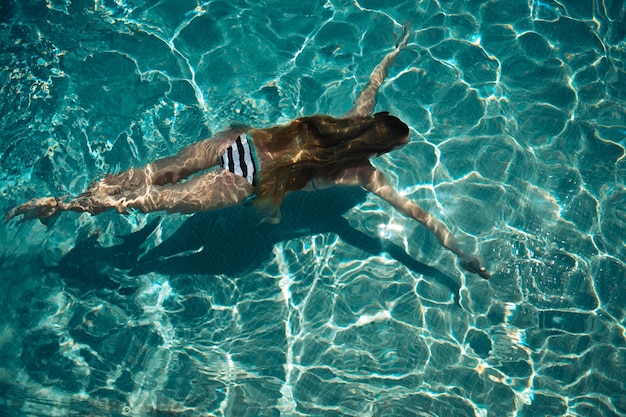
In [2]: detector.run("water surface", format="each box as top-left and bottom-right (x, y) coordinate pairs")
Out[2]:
(1, 0), (625, 416)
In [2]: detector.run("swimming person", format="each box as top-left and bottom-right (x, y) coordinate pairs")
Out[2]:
(5, 25), (490, 279)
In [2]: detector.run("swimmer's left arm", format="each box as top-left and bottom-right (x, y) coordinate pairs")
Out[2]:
(329, 164), (490, 279)
(345, 24), (410, 118)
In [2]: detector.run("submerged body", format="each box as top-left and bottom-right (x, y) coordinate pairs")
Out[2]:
(6, 25), (490, 279)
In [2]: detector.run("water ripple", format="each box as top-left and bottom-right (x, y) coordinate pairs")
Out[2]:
(1, 0), (625, 416)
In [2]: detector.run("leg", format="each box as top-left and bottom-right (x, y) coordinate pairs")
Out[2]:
(6, 170), (254, 221)
(5, 130), (246, 222)
(345, 24), (410, 118)
(86, 129), (244, 198)
(63, 170), (254, 215)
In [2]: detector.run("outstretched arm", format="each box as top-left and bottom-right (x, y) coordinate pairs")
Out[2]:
(326, 164), (490, 279)
(345, 24), (410, 118)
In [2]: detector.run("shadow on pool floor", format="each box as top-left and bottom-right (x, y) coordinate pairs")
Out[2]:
(55, 187), (462, 303)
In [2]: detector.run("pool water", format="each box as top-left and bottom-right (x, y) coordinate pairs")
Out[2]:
(1, 0), (625, 416)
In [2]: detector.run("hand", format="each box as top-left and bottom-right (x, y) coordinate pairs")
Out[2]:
(459, 254), (491, 280)
(5, 197), (60, 223)
(396, 23), (411, 50)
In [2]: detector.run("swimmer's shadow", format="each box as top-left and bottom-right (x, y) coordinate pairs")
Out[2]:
(58, 187), (460, 297)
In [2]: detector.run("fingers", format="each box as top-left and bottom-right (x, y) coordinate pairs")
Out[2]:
(397, 23), (411, 50)
(459, 254), (491, 280)
(477, 267), (491, 280)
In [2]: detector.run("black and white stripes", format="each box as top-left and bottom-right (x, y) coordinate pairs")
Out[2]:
(219, 133), (257, 186)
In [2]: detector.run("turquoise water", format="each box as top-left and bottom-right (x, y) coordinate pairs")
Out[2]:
(1, 0), (625, 415)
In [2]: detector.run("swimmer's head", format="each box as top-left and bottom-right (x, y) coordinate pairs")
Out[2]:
(254, 113), (410, 207)
(368, 112), (410, 153)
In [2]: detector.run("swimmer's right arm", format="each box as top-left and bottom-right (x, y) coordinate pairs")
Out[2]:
(328, 164), (490, 279)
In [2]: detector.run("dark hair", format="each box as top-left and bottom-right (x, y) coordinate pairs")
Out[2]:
(253, 113), (409, 211)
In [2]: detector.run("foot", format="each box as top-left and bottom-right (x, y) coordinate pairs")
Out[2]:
(5, 197), (60, 222)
